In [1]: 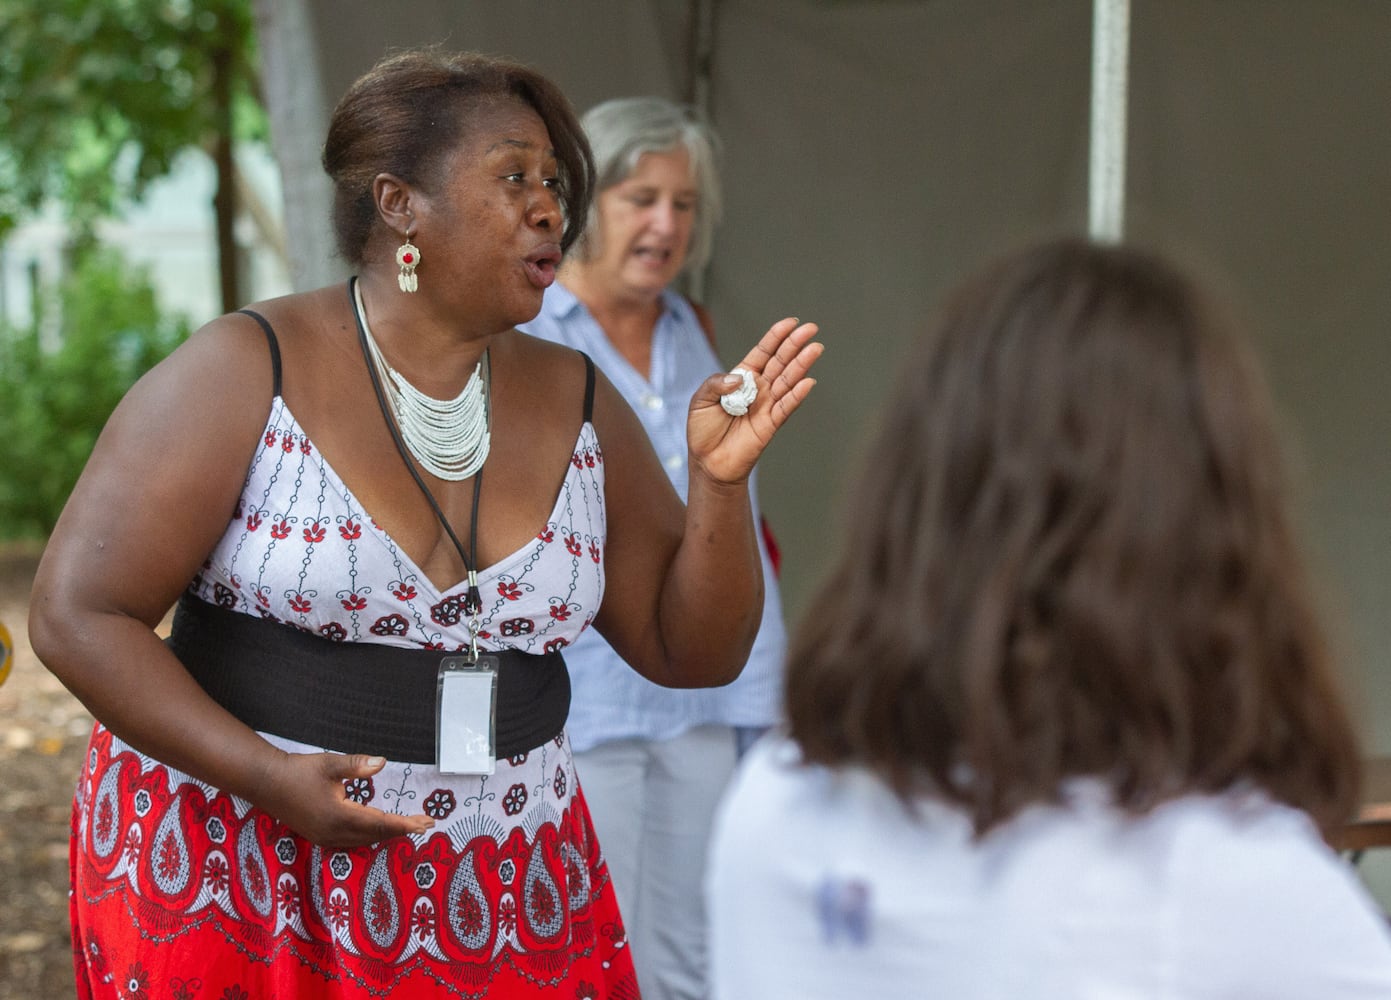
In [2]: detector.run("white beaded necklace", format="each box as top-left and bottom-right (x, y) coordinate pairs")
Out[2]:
(352, 279), (490, 481)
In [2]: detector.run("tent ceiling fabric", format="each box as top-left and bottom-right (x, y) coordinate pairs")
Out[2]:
(271, 0), (1390, 756)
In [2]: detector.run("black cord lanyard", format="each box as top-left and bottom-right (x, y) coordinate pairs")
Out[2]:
(348, 277), (486, 620)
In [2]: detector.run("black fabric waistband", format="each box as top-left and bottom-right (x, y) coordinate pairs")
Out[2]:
(166, 595), (570, 763)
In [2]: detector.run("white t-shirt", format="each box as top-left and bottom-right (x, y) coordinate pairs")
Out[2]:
(707, 736), (1391, 1000)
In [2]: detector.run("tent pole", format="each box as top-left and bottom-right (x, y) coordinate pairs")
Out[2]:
(1088, 0), (1130, 242)
(686, 0), (717, 301)
(687, 0), (716, 112)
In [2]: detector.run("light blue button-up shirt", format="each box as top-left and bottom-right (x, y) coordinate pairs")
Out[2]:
(519, 282), (787, 752)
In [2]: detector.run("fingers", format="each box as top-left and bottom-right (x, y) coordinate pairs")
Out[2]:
(736, 318), (809, 376)
(762, 321), (812, 383)
(332, 754), (435, 841)
(766, 374), (818, 430)
(274, 752), (436, 848)
(693, 319), (822, 452)
(734, 319), (822, 405)
(315, 805), (434, 849)
(337, 753), (388, 779)
(766, 337), (824, 406)
(355, 805), (433, 842)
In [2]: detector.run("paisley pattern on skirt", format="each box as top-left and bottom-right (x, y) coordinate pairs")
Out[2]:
(72, 728), (635, 998)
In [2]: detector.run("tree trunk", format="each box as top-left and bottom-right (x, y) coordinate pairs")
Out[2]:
(253, 0), (342, 292)
(210, 36), (240, 313)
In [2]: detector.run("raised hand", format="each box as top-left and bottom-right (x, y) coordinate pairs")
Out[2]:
(687, 317), (823, 485)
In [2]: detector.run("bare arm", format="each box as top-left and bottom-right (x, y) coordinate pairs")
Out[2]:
(594, 317), (822, 687)
(28, 314), (432, 846)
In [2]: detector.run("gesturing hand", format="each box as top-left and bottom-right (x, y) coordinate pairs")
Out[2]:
(258, 750), (436, 848)
(687, 317), (823, 485)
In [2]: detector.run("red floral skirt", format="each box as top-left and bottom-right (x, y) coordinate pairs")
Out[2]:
(70, 725), (639, 999)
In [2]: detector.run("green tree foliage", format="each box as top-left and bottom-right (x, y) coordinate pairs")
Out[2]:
(0, 0), (264, 306)
(0, 249), (190, 540)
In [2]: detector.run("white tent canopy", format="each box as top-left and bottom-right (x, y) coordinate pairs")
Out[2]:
(255, 1), (1391, 760)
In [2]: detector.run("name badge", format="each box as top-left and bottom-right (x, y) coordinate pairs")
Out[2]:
(437, 654), (498, 774)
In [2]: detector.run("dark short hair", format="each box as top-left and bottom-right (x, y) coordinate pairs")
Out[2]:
(322, 48), (594, 266)
(786, 236), (1361, 839)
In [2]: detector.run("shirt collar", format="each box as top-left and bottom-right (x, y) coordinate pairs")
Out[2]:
(540, 281), (585, 321)
(543, 281), (683, 322)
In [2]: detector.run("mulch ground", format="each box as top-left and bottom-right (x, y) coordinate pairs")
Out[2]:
(0, 542), (88, 997)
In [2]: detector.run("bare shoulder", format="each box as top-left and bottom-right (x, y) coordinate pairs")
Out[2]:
(507, 327), (593, 374)
(111, 288), (359, 471)
(498, 330), (600, 420)
(32, 298), (329, 623)
(508, 332), (647, 449)
(158, 286), (344, 409)
(131, 308), (278, 418)
(238, 284), (346, 336)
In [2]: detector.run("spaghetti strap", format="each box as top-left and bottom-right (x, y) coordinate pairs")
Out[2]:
(237, 309), (283, 398)
(579, 351), (595, 423)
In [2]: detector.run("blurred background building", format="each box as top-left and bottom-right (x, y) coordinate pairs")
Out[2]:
(0, 146), (289, 340)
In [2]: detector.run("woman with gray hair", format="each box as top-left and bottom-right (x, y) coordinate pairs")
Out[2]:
(521, 96), (788, 1000)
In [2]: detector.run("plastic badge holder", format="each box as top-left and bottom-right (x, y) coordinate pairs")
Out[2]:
(436, 654), (498, 774)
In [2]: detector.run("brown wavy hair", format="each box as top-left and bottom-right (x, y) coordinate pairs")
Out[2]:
(322, 47), (594, 265)
(786, 237), (1361, 838)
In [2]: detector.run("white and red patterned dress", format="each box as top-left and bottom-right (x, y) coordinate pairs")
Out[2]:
(69, 357), (638, 998)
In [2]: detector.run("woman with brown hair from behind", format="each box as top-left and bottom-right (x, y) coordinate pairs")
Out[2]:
(707, 236), (1391, 999)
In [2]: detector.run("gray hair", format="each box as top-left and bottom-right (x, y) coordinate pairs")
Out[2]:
(576, 96), (723, 273)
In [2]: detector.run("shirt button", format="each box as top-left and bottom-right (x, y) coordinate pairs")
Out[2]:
(641, 393), (664, 411)
(664, 454), (683, 471)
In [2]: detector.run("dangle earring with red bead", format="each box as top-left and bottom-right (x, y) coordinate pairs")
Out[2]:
(396, 230), (421, 293)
